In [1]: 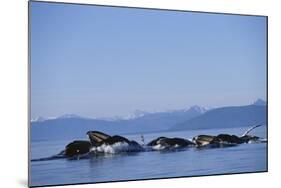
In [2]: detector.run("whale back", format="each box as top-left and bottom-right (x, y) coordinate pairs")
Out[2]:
(158, 137), (194, 147)
(96, 135), (130, 145)
(215, 134), (243, 144)
(147, 137), (194, 148)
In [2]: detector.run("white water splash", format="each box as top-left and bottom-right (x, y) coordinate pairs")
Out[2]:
(151, 143), (182, 150)
(90, 142), (139, 154)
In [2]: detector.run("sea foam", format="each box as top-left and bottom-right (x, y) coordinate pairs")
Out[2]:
(90, 142), (139, 154)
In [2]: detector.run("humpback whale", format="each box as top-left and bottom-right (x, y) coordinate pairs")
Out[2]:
(87, 131), (144, 153)
(147, 136), (195, 150)
(57, 131), (143, 158)
(193, 124), (265, 147)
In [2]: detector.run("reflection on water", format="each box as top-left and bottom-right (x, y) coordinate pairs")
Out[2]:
(30, 127), (267, 187)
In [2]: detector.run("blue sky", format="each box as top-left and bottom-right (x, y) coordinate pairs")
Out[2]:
(30, 2), (267, 119)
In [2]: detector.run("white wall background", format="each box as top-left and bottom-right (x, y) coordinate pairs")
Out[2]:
(0, 0), (280, 187)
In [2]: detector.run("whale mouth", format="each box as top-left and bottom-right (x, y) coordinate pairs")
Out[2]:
(87, 131), (111, 145)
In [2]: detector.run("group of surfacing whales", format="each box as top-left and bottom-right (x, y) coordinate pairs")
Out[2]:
(56, 124), (266, 159)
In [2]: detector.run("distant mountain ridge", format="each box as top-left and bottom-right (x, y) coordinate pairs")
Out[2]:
(31, 99), (267, 141)
(171, 100), (267, 131)
(31, 105), (207, 141)
(31, 106), (208, 123)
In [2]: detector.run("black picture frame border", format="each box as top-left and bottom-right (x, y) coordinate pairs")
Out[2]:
(28, 1), (268, 187)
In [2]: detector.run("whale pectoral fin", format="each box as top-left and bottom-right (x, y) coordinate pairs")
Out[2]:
(241, 124), (263, 137)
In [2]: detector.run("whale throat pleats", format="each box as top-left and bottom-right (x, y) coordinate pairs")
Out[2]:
(87, 131), (111, 146)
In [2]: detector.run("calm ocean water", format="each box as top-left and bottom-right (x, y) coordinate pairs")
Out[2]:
(30, 127), (267, 187)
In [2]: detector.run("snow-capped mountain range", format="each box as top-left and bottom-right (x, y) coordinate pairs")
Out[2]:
(31, 99), (266, 141)
(31, 114), (81, 122)
(31, 98), (265, 123)
(31, 105), (209, 123)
